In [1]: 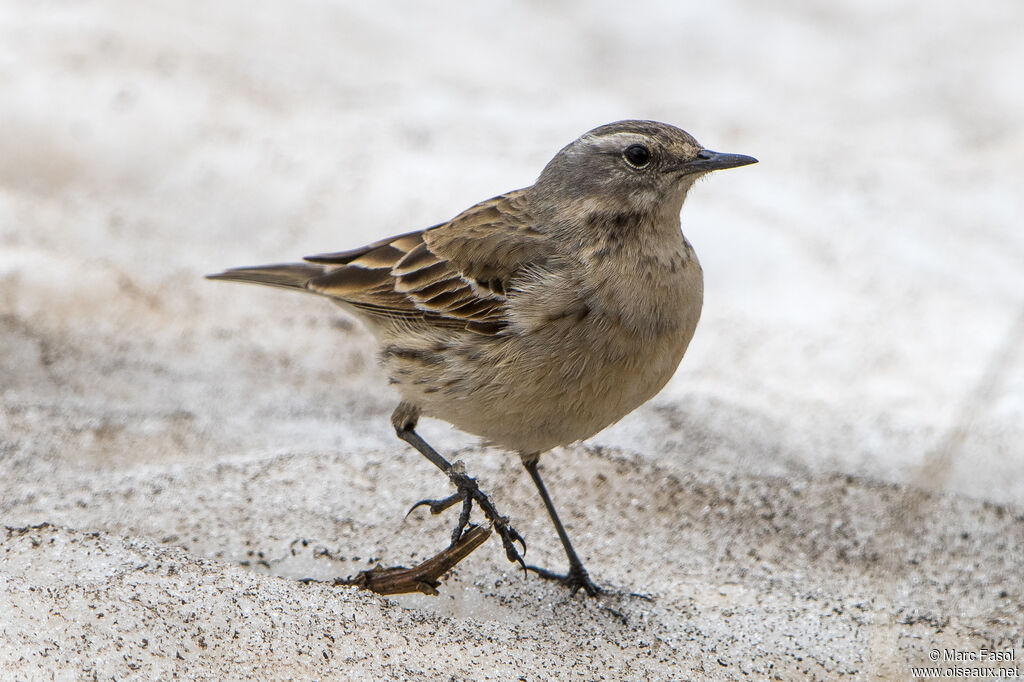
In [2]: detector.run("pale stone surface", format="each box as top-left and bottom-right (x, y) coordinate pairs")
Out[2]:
(2, 1), (1023, 679)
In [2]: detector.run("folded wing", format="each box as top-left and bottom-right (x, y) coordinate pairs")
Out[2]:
(209, 190), (554, 336)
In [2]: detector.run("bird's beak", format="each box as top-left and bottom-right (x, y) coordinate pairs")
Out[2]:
(679, 150), (758, 174)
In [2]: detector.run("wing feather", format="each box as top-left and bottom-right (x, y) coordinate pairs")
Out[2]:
(280, 190), (557, 335)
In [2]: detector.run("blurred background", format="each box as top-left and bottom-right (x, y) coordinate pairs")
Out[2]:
(3, 0), (1021, 499)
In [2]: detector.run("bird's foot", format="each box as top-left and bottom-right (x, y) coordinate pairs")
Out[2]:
(526, 563), (602, 597)
(408, 468), (527, 570)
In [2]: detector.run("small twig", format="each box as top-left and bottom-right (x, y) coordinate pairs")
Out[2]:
(300, 524), (492, 596)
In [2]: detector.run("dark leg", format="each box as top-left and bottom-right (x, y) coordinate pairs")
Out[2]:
(522, 454), (601, 597)
(392, 402), (526, 569)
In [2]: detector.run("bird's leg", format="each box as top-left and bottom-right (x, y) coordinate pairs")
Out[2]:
(392, 402), (526, 570)
(521, 453), (602, 597)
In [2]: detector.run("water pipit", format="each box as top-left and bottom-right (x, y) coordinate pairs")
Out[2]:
(209, 120), (756, 596)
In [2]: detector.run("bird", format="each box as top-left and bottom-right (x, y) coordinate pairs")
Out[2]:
(208, 120), (757, 596)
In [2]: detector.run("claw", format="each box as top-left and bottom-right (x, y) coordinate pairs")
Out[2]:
(497, 523), (527, 561)
(451, 495), (473, 546)
(491, 521), (528, 573)
(509, 527), (527, 556)
(407, 470), (529, 571)
(526, 563), (602, 597)
(406, 491), (465, 518)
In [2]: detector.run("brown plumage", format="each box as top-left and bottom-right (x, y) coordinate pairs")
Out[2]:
(209, 120), (757, 595)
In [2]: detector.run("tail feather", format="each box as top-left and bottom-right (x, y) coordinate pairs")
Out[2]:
(206, 263), (326, 290)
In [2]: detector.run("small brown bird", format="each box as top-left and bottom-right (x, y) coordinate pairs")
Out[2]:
(209, 120), (756, 596)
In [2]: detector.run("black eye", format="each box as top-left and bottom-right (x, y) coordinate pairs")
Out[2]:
(623, 144), (651, 168)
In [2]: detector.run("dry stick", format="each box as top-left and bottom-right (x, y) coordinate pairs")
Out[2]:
(301, 524), (493, 596)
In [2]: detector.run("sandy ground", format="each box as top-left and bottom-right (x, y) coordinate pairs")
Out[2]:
(2, 1), (1023, 679)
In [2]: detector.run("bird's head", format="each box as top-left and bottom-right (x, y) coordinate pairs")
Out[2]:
(532, 120), (756, 229)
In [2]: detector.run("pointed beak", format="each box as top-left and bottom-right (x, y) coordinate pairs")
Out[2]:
(679, 149), (758, 174)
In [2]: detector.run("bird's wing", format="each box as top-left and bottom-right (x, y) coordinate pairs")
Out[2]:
(304, 190), (554, 335)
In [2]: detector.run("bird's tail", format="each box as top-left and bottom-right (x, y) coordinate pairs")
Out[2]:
(206, 263), (327, 291)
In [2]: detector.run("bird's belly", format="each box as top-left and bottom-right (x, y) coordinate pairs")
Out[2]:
(386, 309), (698, 454)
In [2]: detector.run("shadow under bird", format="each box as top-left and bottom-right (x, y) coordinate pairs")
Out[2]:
(209, 120), (757, 596)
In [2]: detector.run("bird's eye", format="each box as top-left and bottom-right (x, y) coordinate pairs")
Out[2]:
(623, 144), (652, 168)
